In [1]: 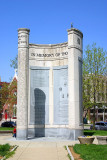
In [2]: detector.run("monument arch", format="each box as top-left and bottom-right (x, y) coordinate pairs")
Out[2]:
(17, 26), (83, 140)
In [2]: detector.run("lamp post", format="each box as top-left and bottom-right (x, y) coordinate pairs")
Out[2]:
(95, 106), (98, 122)
(102, 105), (105, 122)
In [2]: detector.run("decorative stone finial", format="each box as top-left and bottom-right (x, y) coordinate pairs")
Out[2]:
(71, 23), (73, 28)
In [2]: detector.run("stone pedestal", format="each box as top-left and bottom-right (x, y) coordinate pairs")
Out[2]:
(97, 136), (107, 144)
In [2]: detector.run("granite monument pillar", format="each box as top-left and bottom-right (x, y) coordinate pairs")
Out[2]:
(17, 28), (30, 140)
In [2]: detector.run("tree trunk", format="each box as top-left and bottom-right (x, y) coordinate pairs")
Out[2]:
(93, 82), (96, 130)
(88, 109), (90, 120)
(93, 105), (96, 129)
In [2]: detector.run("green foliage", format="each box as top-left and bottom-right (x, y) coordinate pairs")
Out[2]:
(0, 144), (18, 160)
(4, 150), (15, 160)
(0, 127), (13, 131)
(73, 144), (107, 160)
(67, 153), (72, 160)
(84, 130), (107, 136)
(10, 55), (18, 69)
(83, 43), (107, 109)
(0, 143), (10, 156)
(64, 146), (67, 150)
(83, 43), (107, 129)
(6, 80), (17, 119)
(83, 43), (106, 76)
(4, 145), (18, 160)
(0, 83), (9, 110)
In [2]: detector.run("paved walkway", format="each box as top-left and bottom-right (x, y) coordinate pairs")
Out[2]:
(0, 134), (98, 160)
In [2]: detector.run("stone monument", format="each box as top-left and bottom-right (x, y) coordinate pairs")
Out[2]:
(17, 26), (83, 140)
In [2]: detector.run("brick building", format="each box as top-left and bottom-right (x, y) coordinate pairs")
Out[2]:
(1, 70), (17, 122)
(0, 77), (9, 120)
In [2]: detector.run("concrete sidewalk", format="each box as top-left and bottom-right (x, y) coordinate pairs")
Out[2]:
(0, 134), (98, 160)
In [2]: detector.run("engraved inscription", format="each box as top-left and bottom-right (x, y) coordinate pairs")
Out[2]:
(18, 34), (27, 45)
(30, 52), (68, 58)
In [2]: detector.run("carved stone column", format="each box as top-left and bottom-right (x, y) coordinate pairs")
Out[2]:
(17, 28), (30, 140)
(68, 27), (83, 139)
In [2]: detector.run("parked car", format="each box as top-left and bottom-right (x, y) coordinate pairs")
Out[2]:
(90, 121), (107, 130)
(104, 122), (107, 125)
(1, 121), (16, 127)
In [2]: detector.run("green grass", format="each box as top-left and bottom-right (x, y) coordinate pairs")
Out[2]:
(64, 146), (67, 150)
(0, 127), (13, 131)
(4, 150), (16, 160)
(0, 143), (11, 156)
(0, 144), (17, 160)
(84, 124), (91, 126)
(84, 130), (107, 136)
(67, 153), (72, 160)
(73, 144), (107, 160)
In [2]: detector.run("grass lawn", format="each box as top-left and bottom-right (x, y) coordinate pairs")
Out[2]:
(0, 127), (13, 131)
(0, 143), (16, 159)
(84, 130), (107, 136)
(73, 144), (107, 160)
(84, 124), (91, 126)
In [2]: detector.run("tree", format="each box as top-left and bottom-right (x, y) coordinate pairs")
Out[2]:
(9, 55), (17, 120)
(10, 55), (18, 69)
(83, 43), (107, 129)
(0, 83), (9, 109)
(7, 80), (17, 120)
(0, 83), (9, 120)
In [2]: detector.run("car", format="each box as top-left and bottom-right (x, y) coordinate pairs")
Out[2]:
(90, 121), (107, 130)
(1, 121), (16, 127)
(104, 122), (107, 125)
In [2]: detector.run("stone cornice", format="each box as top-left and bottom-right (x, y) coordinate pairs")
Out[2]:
(29, 42), (68, 49)
(18, 28), (30, 32)
(67, 28), (83, 38)
(68, 45), (83, 53)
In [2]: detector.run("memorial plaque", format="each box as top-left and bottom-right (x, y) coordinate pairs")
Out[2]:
(30, 67), (49, 125)
(53, 66), (68, 124)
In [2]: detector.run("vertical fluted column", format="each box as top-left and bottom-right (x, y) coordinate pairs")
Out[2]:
(67, 28), (83, 133)
(17, 28), (30, 140)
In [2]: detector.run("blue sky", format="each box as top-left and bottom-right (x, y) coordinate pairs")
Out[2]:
(0, 0), (107, 82)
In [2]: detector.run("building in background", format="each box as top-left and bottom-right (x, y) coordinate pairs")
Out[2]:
(84, 76), (107, 123)
(0, 77), (9, 121)
(2, 70), (17, 122)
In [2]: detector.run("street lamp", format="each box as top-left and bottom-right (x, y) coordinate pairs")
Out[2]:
(102, 105), (106, 122)
(95, 106), (98, 122)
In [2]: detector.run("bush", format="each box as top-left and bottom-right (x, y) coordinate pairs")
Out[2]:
(0, 143), (11, 156)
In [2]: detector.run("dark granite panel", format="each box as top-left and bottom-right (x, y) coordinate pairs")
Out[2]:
(30, 67), (49, 125)
(53, 66), (68, 124)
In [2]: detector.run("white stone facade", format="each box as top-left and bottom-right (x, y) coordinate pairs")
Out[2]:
(17, 27), (83, 140)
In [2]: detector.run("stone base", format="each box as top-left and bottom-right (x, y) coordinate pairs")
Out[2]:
(96, 136), (107, 145)
(17, 128), (28, 140)
(28, 128), (83, 140)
